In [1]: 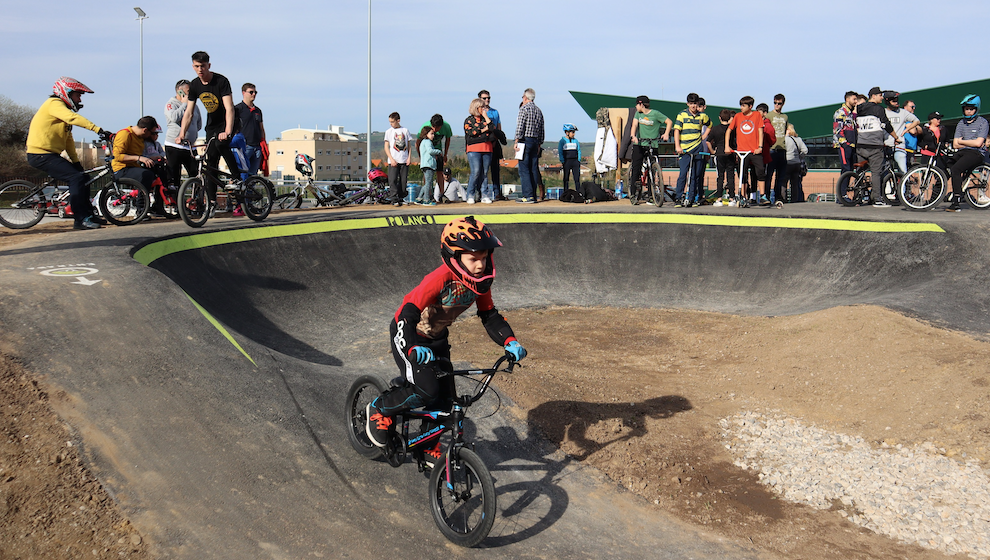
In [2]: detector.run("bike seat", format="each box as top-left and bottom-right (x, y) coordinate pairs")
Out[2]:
(853, 161), (868, 169)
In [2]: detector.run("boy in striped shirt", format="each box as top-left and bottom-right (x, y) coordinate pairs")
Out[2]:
(674, 93), (712, 207)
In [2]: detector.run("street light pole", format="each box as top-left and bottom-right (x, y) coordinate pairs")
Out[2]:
(366, 0), (372, 182)
(134, 7), (148, 116)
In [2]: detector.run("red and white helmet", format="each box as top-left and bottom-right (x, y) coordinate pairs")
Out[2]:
(367, 168), (388, 184)
(53, 77), (94, 111)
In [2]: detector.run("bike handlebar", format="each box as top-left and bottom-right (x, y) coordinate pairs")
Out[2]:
(436, 353), (518, 406)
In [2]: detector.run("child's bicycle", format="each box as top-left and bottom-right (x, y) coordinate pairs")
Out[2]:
(327, 168), (391, 207)
(0, 137), (151, 229)
(176, 138), (275, 228)
(272, 153), (350, 210)
(344, 353), (518, 548)
(897, 142), (990, 210)
(634, 139), (672, 207)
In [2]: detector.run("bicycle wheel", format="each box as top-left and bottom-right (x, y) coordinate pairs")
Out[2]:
(897, 165), (946, 211)
(99, 178), (150, 226)
(962, 164), (990, 209)
(241, 176), (274, 221)
(428, 447), (496, 548)
(648, 159), (665, 207)
(836, 171), (860, 207)
(274, 191), (302, 210)
(177, 177), (210, 228)
(344, 375), (387, 459)
(882, 171), (900, 206)
(0, 180), (45, 229)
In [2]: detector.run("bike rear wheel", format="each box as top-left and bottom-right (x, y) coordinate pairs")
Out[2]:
(882, 171), (900, 206)
(0, 180), (45, 229)
(648, 159), (665, 207)
(836, 171), (860, 207)
(428, 447), (496, 548)
(241, 176), (275, 221)
(344, 375), (387, 459)
(99, 178), (150, 226)
(177, 177), (210, 228)
(897, 165), (946, 211)
(962, 164), (990, 209)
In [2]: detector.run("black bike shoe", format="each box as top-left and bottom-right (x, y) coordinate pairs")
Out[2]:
(365, 399), (392, 448)
(947, 201), (962, 212)
(73, 217), (102, 230)
(88, 215), (108, 225)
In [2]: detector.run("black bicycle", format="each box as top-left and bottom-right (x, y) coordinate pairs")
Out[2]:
(273, 153), (351, 210)
(176, 139), (275, 228)
(345, 354), (517, 547)
(633, 139), (669, 207)
(0, 138), (150, 229)
(836, 150), (900, 207)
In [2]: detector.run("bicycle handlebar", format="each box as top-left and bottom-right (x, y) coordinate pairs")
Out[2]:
(436, 353), (518, 406)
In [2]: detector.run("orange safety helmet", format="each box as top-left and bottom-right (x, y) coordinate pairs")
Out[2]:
(440, 216), (502, 294)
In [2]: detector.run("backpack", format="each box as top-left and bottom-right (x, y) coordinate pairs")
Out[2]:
(393, 131), (407, 152)
(596, 107), (610, 129)
(559, 189), (586, 203)
(582, 181), (616, 202)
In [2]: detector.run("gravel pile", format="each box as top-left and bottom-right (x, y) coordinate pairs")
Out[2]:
(721, 411), (990, 559)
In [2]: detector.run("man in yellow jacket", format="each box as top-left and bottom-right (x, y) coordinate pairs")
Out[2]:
(26, 77), (112, 230)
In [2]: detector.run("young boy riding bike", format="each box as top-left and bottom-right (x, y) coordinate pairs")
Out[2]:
(366, 216), (527, 459)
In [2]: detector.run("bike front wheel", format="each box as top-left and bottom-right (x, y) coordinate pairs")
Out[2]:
(962, 164), (990, 209)
(428, 447), (496, 548)
(648, 159), (665, 207)
(177, 177), (210, 228)
(241, 176), (274, 221)
(836, 171), (860, 207)
(99, 178), (150, 226)
(0, 180), (45, 229)
(344, 375), (387, 459)
(882, 171), (900, 206)
(897, 165), (946, 211)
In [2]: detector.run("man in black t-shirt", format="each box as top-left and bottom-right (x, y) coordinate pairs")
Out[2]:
(234, 82), (265, 175)
(178, 51), (242, 211)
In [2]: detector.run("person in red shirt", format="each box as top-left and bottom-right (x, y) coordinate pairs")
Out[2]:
(726, 96), (766, 203)
(366, 216), (527, 459)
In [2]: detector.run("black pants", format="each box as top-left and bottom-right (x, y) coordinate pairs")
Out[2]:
(378, 320), (455, 415)
(27, 153), (94, 224)
(166, 146), (197, 188)
(766, 149), (787, 202)
(387, 163), (408, 203)
(784, 163), (805, 203)
(562, 158), (580, 191)
(629, 144), (647, 199)
(740, 153), (766, 197)
(490, 141), (503, 198)
(948, 149), (985, 196)
(715, 154), (736, 198)
(205, 133), (241, 203)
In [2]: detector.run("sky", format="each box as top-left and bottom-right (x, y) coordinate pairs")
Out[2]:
(1, 0), (983, 146)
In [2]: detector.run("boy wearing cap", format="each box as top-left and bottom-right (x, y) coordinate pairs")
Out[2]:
(629, 95), (672, 205)
(855, 87), (898, 206)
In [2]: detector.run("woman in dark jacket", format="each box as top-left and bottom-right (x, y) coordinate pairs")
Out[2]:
(464, 98), (494, 203)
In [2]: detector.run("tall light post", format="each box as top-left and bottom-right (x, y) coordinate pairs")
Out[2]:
(366, 0), (371, 182)
(134, 7), (148, 116)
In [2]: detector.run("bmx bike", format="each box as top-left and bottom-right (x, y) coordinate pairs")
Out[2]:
(176, 138), (275, 228)
(344, 354), (518, 548)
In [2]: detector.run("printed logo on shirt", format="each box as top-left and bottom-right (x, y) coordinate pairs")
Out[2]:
(199, 93), (220, 113)
(739, 121), (755, 135)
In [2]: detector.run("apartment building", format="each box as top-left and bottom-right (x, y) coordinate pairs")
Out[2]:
(267, 126), (366, 182)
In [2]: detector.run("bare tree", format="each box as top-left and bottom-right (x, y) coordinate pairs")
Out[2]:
(0, 95), (34, 147)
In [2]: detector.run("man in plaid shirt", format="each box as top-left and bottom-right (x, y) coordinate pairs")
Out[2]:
(514, 88), (545, 203)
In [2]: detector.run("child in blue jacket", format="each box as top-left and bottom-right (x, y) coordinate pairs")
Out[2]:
(558, 124), (581, 192)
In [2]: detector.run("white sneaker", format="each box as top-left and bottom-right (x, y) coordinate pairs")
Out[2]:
(466, 198), (475, 204)
(979, 192), (990, 204)
(481, 197), (493, 204)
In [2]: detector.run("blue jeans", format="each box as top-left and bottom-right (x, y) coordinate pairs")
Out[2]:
(243, 144), (262, 175)
(26, 153), (94, 224)
(420, 168), (435, 203)
(467, 151), (492, 200)
(519, 138), (541, 200)
(675, 151), (706, 201)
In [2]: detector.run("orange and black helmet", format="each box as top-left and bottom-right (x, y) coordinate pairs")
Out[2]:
(440, 216), (502, 294)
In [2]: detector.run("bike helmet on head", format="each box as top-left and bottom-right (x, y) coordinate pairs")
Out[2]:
(441, 216), (502, 295)
(562, 123), (578, 132)
(295, 153), (315, 176)
(53, 77), (94, 111)
(961, 94), (981, 112)
(367, 167), (388, 184)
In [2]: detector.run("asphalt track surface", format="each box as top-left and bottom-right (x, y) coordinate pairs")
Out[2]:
(1, 202), (987, 559)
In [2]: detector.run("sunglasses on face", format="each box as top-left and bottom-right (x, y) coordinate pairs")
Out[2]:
(480, 97), (490, 100)
(246, 90), (257, 94)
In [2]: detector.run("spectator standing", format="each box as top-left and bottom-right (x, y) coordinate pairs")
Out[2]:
(755, 103), (778, 204)
(629, 95), (672, 205)
(235, 83), (265, 175)
(421, 114), (452, 193)
(833, 91), (859, 198)
(855, 87), (897, 206)
(415, 126), (440, 205)
(764, 94), (789, 204)
(384, 112), (412, 206)
(902, 99), (920, 167)
(783, 124), (808, 203)
(480, 90), (507, 200)
(883, 93), (920, 173)
(464, 98), (495, 204)
(726, 96), (765, 204)
(558, 124), (582, 193)
(25, 77), (111, 229)
(673, 93), (712, 207)
(178, 51), (242, 213)
(164, 79), (201, 191)
(513, 88), (545, 204)
(916, 111), (945, 157)
(708, 109), (736, 201)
